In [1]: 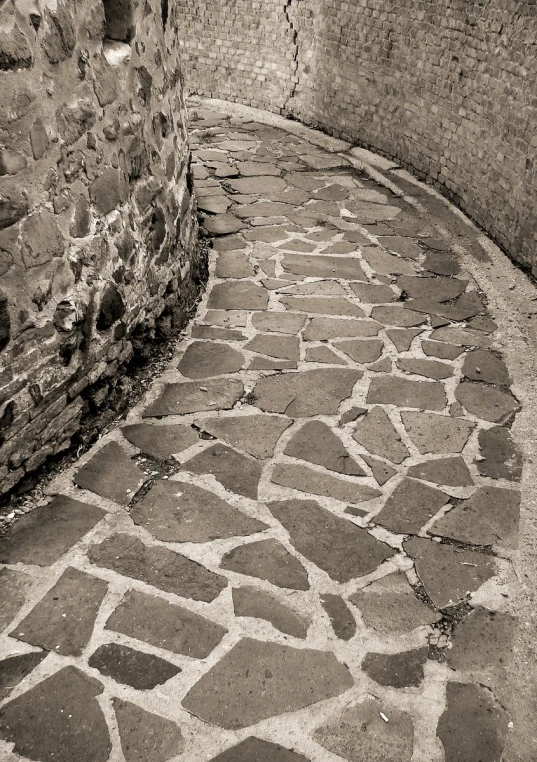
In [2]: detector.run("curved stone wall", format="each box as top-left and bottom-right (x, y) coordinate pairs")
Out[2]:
(177, 0), (537, 276)
(0, 0), (201, 497)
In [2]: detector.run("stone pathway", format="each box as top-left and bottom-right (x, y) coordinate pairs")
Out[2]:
(0, 101), (526, 762)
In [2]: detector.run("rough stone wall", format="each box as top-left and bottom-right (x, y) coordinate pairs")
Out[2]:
(0, 0), (201, 498)
(177, 0), (537, 276)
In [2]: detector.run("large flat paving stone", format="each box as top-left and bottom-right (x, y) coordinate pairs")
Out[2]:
(282, 254), (367, 280)
(374, 478), (450, 534)
(406, 291), (485, 322)
(446, 606), (516, 674)
(208, 281), (269, 310)
(271, 463), (381, 504)
(284, 279), (348, 296)
(204, 213), (245, 236)
(397, 275), (468, 302)
(281, 296), (365, 317)
(0, 569), (32, 633)
(362, 646), (428, 688)
(182, 637), (353, 729)
(191, 324), (247, 341)
(284, 420), (365, 475)
(455, 381), (519, 423)
(371, 305), (427, 328)
(407, 456), (474, 486)
(227, 176), (288, 194)
(74, 442), (147, 505)
(114, 698), (184, 762)
(386, 327), (423, 352)
(194, 414), (292, 458)
(88, 533), (227, 602)
(351, 282), (398, 303)
(178, 341), (244, 378)
(144, 378), (243, 416)
(334, 338), (384, 364)
(269, 499), (395, 582)
(363, 455), (397, 485)
(361, 247), (417, 276)
(245, 333), (300, 361)
(397, 357), (454, 380)
(208, 737), (311, 761)
(11, 567), (108, 656)
(0, 666), (111, 762)
(252, 311), (307, 334)
(477, 425), (522, 480)
(121, 422), (199, 460)
(232, 586), (309, 638)
(131, 480), (267, 542)
(422, 339), (464, 360)
(400, 411), (474, 454)
(0, 652), (47, 702)
(367, 376), (447, 411)
(106, 589), (227, 658)
(0, 495), (104, 566)
(320, 594), (357, 641)
(221, 539), (310, 590)
(215, 250), (255, 278)
(88, 643), (180, 690)
(304, 317), (382, 341)
(180, 443), (262, 499)
(430, 325), (491, 348)
(254, 369), (361, 416)
(462, 349), (511, 386)
(353, 407), (409, 464)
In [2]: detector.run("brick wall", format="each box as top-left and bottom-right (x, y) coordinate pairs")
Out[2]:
(0, 0), (202, 497)
(177, 0), (537, 276)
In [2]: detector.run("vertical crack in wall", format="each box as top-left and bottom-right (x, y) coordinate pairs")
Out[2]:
(282, 0), (299, 114)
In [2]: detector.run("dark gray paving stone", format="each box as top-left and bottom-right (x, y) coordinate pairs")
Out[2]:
(207, 281), (269, 310)
(346, 200), (402, 221)
(254, 369), (361, 416)
(236, 201), (294, 219)
(400, 411), (474, 454)
(178, 341), (244, 378)
(362, 456), (397, 485)
(304, 317), (382, 341)
(369, 357), (393, 372)
(362, 646), (428, 688)
(144, 379), (243, 417)
(316, 183), (350, 201)
(281, 296), (365, 317)
(227, 176), (288, 194)
(213, 234), (247, 250)
(107, 589), (226, 658)
(406, 291), (485, 322)
(271, 463), (381, 504)
(74, 442), (147, 505)
(269, 499), (395, 583)
(477, 425), (522, 480)
(386, 328), (423, 352)
(284, 420), (365, 475)
(88, 643), (180, 690)
(431, 486), (520, 548)
(349, 572), (440, 634)
(208, 737), (311, 762)
(404, 537), (495, 608)
(195, 414), (291, 459)
(282, 254), (367, 280)
(237, 161), (281, 176)
(244, 226), (287, 242)
(306, 345), (347, 364)
(249, 357), (297, 370)
(320, 594), (356, 641)
(0, 569), (32, 633)
(361, 247), (417, 276)
(334, 339), (384, 364)
(446, 606), (516, 673)
(180, 443), (262, 499)
(0, 666), (110, 762)
(339, 406), (368, 424)
(182, 637), (353, 729)
(430, 326), (491, 348)
(350, 282), (397, 303)
(367, 376), (447, 411)
(246, 333), (300, 361)
(0, 652), (47, 701)
(397, 357), (453, 380)
(121, 423), (198, 460)
(455, 381), (519, 423)
(375, 478), (449, 534)
(462, 349), (511, 386)
(423, 251), (461, 276)
(221, 539), (310, 590)
(252, 311), (307, 334)
(232, 586), (309, 638)
(371, 305), (427, 328)
(422, 340), (464, 360)
(203, 310), (248, 327)
(114, 698), (184, 762)
(437, 683), (508, 762)
(198, 196), (232, 214)
(88, 533), (226, 602)
(407, 456), (474, 486)
(277, 237), (318, 251)
(191, 325), (247, 341)
(353, 407), (409, 464)
(468, 315), (498, 333)
(314, 698), (414, 762)
(379, 236), (423, 259)
(11, 567), (108, 656)
(0, 495), (104, 566)
(397, 276), (468, 302)
(204, 213), (245, 236)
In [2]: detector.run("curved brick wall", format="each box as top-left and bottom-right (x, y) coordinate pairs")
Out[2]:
(0, 0), (201, 497)
(177, 0), (537, 276)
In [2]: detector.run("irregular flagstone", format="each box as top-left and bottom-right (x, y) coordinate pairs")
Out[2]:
(191, 324), (247, 340)
(455, 381), (519, 423)
(195, 414), (292, 458)
(227, 175), (288, 194)
(397, 275), (468, 302)
(277, 238), (317, 251)
(207, 281), (269, 310)
(361, 247), (417, 276)
(462, 349), (511, 386)
(374, 477), (450, 534)
(284, 420), (366, 475)
(282, 279), (348, 296)
(106, 589), (226, 658)
(304, 317), (382, 341)
(404, 537), (496, 608)
(0, 569), (32, 633)
(351, 282), (397, 303)
(215, 251), (255, 278)
(430, 325), (491, 348)
(178, 341), (244, 378)
(386, 328), (423, 352)
(367, 376), (447, 411)
(477, 425), (522, 480)
(198, 195), (232, 214)
(362, 646), (428, 688)
(369, 357), (392, 372)
(401, 411), (474, 454)
(320, 594), (357, 641)
(431, 486), (520, 547)
(221, 539), (310, 590)
(0, 653), (47, 702)
(334, 339), (384, 364)
(0, 666), (111, 762)
(143, 378), (243, 416)
(379, 236), (423, 259)
(203, 309), (248, 326)
(353, 407), (409, 464)
(305, 345), (347, 364)
(232, 586), (310, 638)
(397, 357), (454, 380)
(245, 333), (300, 361)
(0, 495), (104, 566)
(406, 291), (485, 321)
(133, 480), (266, 542)
(208, 737), (311, 762)
(254, 369), (361, 416)
(363, 455), (397, 485)
(422, 340), (464, 360)
(236, 202), (295, 218)
(244, 226), (287, 242)
(113, 698), (184, 762)
(446, 606), (516, 673)
(248, 357), (297, 370)
(121, 422), (199, 460)
(88, 533), (227, 602)
(74, 441), (147, 505)
(88, 643), (180, 690)
(346, 201), (402, 221)
(423, 250), (461, 275)
(204, 214), (245, 236)
(271, 463), (381, 504)
(314, 698), (414, 762)
(182, 637), (353, 729)
(437, 683), (508, 762)
(269, 499), (395, 582)
(252, 310), (307, 334)
(11, 567), (108, 656)
(371, 305), (426, 327)
(349, 571), (440, 634)
(237, 161), (281, 175)
(281, 296), (365, 317)
(282, 253), (367, 280)
(339, 406), (368, 424)
(407, 456), (474, 486)
(180, 443), (262, 499)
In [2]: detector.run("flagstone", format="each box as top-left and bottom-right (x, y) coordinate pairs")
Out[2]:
(254, 368), (361, 416)
(363, 455), (397, 485)
(271, 463), (381, 504)
(282, 254), (367, 280)
(249, 357), (297, 369)
(423, 250), (461, 275)
(121, 422), (199, 460)
(397, 275), (468, 301)
(386, 328), (423, 351)
(204, 214), (245, 236)
(114, 699), (185, 762)
(371, 305), (427, 327)
(195, 414), (291, 458)
(397, 357), (454, 380)
(245, 333), (300, 361)
(374, 477), (449, 534)
(400, 411), (474, 454)
(430, 326), (490, 348)
(334, 339), (384, 363)
(422, 340), (464, 360)
(215, 250), (255, 278)
(407, 456), (474, 486)
(74, 442), (147, 505)
(203, 309), (248, 326)
(305, 345), (347, 364)
(446, 606), (516, 674)
(207, 281), (269, 310)
(477, 425), (522, 480)
(367, 376), (447, 410)
(303, 317), (382, 341)
(144, 378), (243, 416)
(88, 643), (180, 690)
(462, 349), (511, 386)
(208, 737), (311, 761)
(0, 569), (32, 633)
(227, 176), (288, 194)
(281, 279), (347, 296)
(252, 310), (307, 334)
(281, 296), (365, 317)
(350, 282), (397, 303)
(180, 443), (262, 499)
(232, 586), (310, 638)
(0, 653), (47, 702)
(178, 341), (244, 378)
(455, 381), (519, 423)
(362, 646), (428, 688)
(320, 594), (357, 640)
(361, 247), (417, 275)
(353, 407), (409, 464)
(405, 292), (485, 321)
(284, 420), (365, 475)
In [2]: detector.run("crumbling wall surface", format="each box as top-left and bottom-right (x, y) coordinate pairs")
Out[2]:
(0, 0), (201, 498)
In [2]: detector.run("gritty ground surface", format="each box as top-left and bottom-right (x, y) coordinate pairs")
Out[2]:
(0, 100), (536, 762)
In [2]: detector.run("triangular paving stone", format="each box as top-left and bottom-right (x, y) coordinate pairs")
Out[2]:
(403, 537), (496, 608)
(407, 456), (473, 486)
(477, 425), (522, 480)
(282, 254), (367, 280)
(232, 586), (310, 638)
(455, 381), (519, 423)
(0, 666), (111, 762)
(401, 411), (474, 454)
(245, 333), (300, 361)
(371, 305), (427, 328)
(374, 478), (449, 535)
(180, 443), (262, 499)
(446, 606), (516, 674)
(353, 407), (409, 464)
(88, 643), (180, 690)
(121, 422), (198, 460)
(74, 442), (147, 505)
(113, 698), (184, 762)
(143, 379), (243, 417)
(334, 339), (384, 364)
(284, 420), (366, 475)
(362, 455), (397, 485)
(386, 328), (423, 352)
(252, 311), (307, 334)
(367, 376), (447, 411)
(221, 539), (310, 590)
(304, 317), (382, 341)
(106, 589), (226, 658)
(269, 499), (395, 583)
(305, 345), (347, 364)
(88, 533), (227, 602)
(178, 341), (244, 378)
(281, 296), (365, 317)
(0, 569), (32, 633)
(271, 463), (381, 504)
(254, 369), (361, 416)
(182, 637), (353, 729)
(207, 281), (269, 310)
(208, 737), (311, 761)
(0, 652), (47, 701)
(10, 567), (108, 656)
(397, 275), (468, 302)
(320, 594), (357, 641)
(397, 357), (453, 380)
(0, 495), (104, 566)
(194, 414), (292, 458)
(131, 480), (267, 542)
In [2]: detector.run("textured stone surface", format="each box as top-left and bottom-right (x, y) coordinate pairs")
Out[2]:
(304, 317), (382, 341)
(208, 281), (269, 310)
(446, 606), (516, 673)
(144, 379), (243, 416)
(121, 423), (199, 460)
(114, 699), (185, 762)
(178, 341), (244, 378)
(401, 411), (474, 454)
(367, 376), (447, 410)
(0, 570), (32, 633)
(282, 254), (367, 280)
(362, 647), (428, 688)
(221, 539), (310, 590)
(232, 586), (309, 638)
(407, 456), (474, 486)
(363, 456), (397, 485)
(74, 442), (147, 505)
(246, 333), (300, 360)
(334, 339), (384, 364)
(272, 463), (381, 504)
(321, 594), (357, 640)
(455, 382), (519, 422)
(253, 311), (307, 334)
(375, 478), (449, 534)
(397, 275), (468, 302)
(398, 357), (453, 380)
(353, 407), (409, 464)
(477, 425), (522, 480)
(281, 296), (365, 317)
(284, 420), (365, 475)
(462, 349), (511, 386)
(195, 414), (291, 458)
(254, 369), (361, 416)
(181, 443), (263, 499)
(208, 737), (311, 761)
(88, 643), (180, 690)
(386, 328), (423, 352)
(0, 653), (47, 702)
